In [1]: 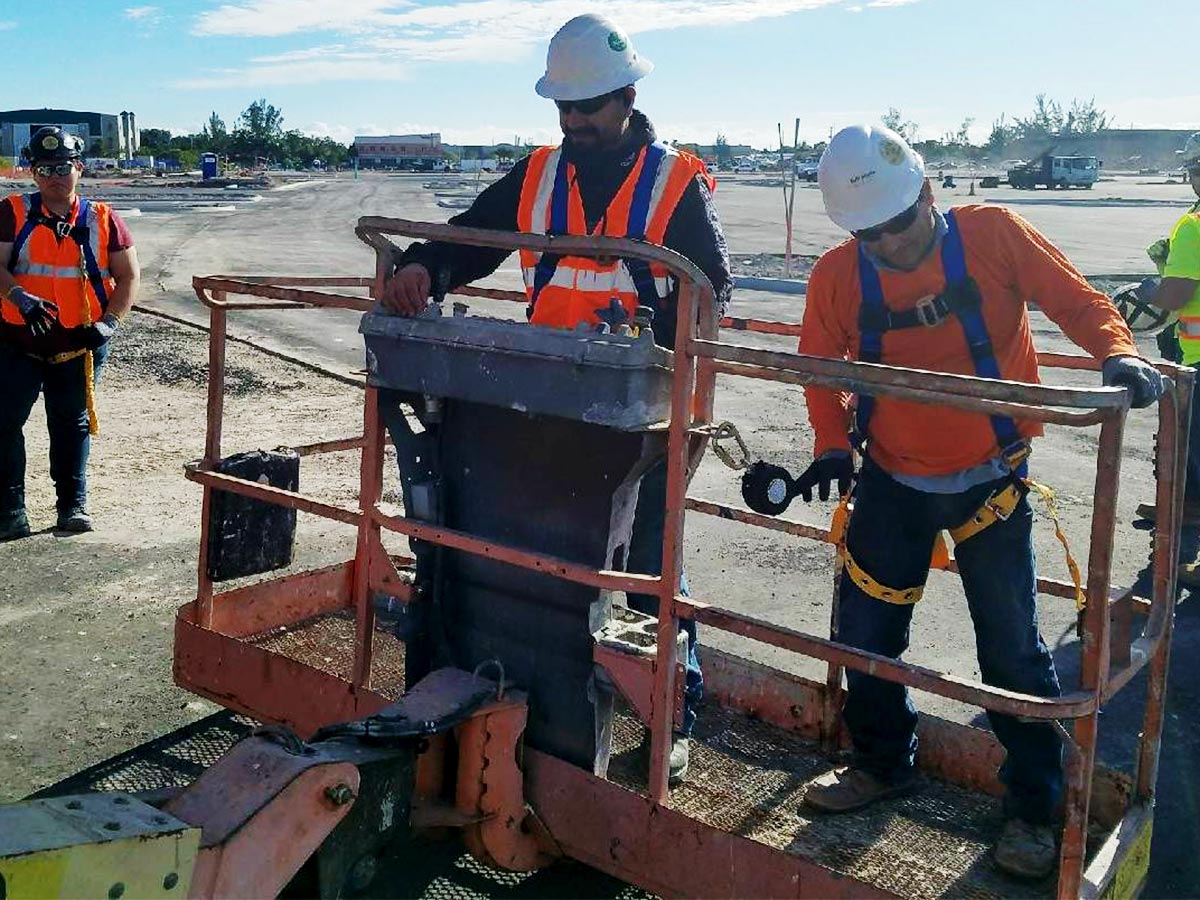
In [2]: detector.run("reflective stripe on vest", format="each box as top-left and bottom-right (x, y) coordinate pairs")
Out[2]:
(4, 193), (113, 328)
(516, 142), (704, 329)
(854, 209), (1026, 472)
(1178, 318), (1200, 339)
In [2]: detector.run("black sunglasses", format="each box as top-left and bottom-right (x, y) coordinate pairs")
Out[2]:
(33, 162), (76, 177)
(555, 90), (621, 115)
(852, 198), (922, 242)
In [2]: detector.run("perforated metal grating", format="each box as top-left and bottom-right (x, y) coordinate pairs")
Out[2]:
(246, 610), (408, 699)
(608, 704), (1066, 899)
(30, 711), (256, 798)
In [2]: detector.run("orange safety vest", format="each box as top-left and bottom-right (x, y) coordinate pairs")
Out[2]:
(516, 142), (712, 329)
(3, 193), (115, 329)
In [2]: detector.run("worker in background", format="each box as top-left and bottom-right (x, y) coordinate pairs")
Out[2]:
(0, 127), (140, 539)
(1143, 133), (1200, 533)
(377, 12), (733, 786)
(794, 124), (1162, 879)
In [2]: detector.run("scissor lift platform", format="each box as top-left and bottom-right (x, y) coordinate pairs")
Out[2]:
(169, 222), (1189, 898)
(183, 597), (1110, 899)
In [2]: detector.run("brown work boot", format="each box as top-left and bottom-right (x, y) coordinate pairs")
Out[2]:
(801, 766), (916, 814)
(1136, 501), (1200, 525)
(993, 817), (1057, 880)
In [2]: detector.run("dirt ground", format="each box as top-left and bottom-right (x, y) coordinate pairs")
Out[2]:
(0, 312), (366, 798)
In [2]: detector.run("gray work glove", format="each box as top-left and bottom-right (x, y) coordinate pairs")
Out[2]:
(79, 313), (120, 350)
(1102, 355), (1164, 409)
(7, 286), (59, 337)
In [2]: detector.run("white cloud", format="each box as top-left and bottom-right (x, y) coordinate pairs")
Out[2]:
(177, 56), (410, 89)
(194, 0), (410, 37)
(183, 0), (868, 87)
(125, 5), (160, 19)
(865, 0), (922, 6)
(0, 20), (17, 31)
(194, 0), (849, 39)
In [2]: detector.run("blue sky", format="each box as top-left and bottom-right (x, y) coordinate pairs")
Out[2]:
(3, 0), (1196, 149)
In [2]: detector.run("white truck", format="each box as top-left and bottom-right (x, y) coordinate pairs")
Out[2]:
(1007, 153), (1100, 189)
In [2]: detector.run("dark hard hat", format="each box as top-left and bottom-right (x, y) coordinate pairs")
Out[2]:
(24, 127), (84, 163)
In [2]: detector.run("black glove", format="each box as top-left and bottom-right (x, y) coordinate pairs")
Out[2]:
(79, 313), (120, 350)
(7, 286), (58, 337)
(741, 452), (856, 516)
(793, 452), (856, 502)
(1102, 355), (1164, 409)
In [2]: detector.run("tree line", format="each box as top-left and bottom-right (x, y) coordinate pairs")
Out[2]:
(138, 99), (351, 171)
(884, 94), (1110, 161)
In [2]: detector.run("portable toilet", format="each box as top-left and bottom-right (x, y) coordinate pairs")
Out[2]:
(200, 152), (219, 181)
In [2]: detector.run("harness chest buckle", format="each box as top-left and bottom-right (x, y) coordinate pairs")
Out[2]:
(53, 219), (72, 239)
(914, 295), (943, 327)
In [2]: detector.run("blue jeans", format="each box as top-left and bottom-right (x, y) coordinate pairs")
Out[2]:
(625, 459), (704, 736)
(839, 458), (1063, 824)
(0, 342), (108, 516)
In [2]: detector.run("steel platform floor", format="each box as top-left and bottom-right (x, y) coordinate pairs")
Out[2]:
(608, 705), (1072, 900)
(154, 612), (1102, 897)
(245, 610), (408, 699)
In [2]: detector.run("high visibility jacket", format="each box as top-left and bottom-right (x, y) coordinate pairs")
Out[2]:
(1163, 211), (1200, 365)
(516, 142), (710, 329)
(3, 193), (114, 329)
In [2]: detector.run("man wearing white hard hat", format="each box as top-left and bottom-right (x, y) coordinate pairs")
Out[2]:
(791, 124), (1162, 879)
(378, 13), (732, 786)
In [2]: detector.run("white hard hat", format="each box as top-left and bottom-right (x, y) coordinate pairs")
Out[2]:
(1182, 132), (1200, 167)
(818, 124), (926, 232)
(535, 14), (653, 101)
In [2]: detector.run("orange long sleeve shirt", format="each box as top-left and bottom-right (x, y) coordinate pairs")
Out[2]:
(798, 205), (1138, 477)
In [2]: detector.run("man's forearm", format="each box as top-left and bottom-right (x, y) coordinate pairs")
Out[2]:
(106, 273), (138, 320)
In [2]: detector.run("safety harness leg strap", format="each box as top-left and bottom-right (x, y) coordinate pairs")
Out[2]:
(839, 544), (925, 605)
(948, 479), (1027, 545)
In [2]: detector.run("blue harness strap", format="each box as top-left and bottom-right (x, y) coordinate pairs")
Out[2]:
(527, 151), (571, 316)
(854, 209), (1025, 472)
(624, 143), (667, 312)
(7, 193), (40, 272)
(73, 198), (110, 311)
(7, 193), (110, 311)
(852, 245), (886, 447)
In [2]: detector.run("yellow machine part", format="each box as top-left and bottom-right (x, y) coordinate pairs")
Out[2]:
(0, 792), (199, 900)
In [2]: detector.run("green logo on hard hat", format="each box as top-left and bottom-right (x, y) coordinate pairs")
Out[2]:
(878, 138), (905, 165)
(607, 31), (627, 51)
(42, 135), (60, 150)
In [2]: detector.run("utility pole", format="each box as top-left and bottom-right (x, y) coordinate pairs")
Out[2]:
(779, 118), (800, 277)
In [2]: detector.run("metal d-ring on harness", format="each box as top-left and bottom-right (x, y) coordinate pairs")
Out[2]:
(10, 193), (110, 434)
(843, 209), (1084, 615)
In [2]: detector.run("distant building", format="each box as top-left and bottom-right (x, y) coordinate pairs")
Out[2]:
(0, 108), (139, 161)
(354, 133), (445, 170)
